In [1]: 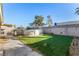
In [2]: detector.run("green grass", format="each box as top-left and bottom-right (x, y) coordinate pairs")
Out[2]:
(19, 34), (73, 56)
(19, 35), (52, 44)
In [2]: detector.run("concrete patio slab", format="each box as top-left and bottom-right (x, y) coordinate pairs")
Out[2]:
(0, 39), (42, 56)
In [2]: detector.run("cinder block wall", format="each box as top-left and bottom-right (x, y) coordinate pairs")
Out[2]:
(42, 27), (79, 37)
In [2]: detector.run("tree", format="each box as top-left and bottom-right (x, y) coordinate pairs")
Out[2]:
(31, 15), (45, 28)
(75, 7), (79, 15)
(29, 15), (45, 37)
(47, 15), (53, 27)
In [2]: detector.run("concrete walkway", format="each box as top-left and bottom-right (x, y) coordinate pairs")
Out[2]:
(0, 39), (42, 56)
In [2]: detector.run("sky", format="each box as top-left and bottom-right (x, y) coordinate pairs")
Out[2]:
(2, 3), (79, 27)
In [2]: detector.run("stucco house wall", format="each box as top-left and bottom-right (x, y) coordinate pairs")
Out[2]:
(0, 26), (15, 36)
(24, 29), (43, 37)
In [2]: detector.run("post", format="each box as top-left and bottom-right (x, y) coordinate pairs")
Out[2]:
(0, 3), (3, 28)
(0, 3), (6, 56)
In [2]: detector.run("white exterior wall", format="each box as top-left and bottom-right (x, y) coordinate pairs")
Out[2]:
(24, 29), (43, 37)
(67, 27), (79, 36)
(52, 28), (66, 35)
(44, 27), (67, 35)
(43, 27), (79, 37)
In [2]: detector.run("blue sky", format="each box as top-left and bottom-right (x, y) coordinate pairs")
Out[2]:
(3, 3), (79, 27)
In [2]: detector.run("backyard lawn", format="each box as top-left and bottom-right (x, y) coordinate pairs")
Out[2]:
(19, 35), (52, 44)
(19, 34), (73, 56)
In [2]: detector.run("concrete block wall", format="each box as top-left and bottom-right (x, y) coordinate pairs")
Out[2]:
(42, 27), (79, 37)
